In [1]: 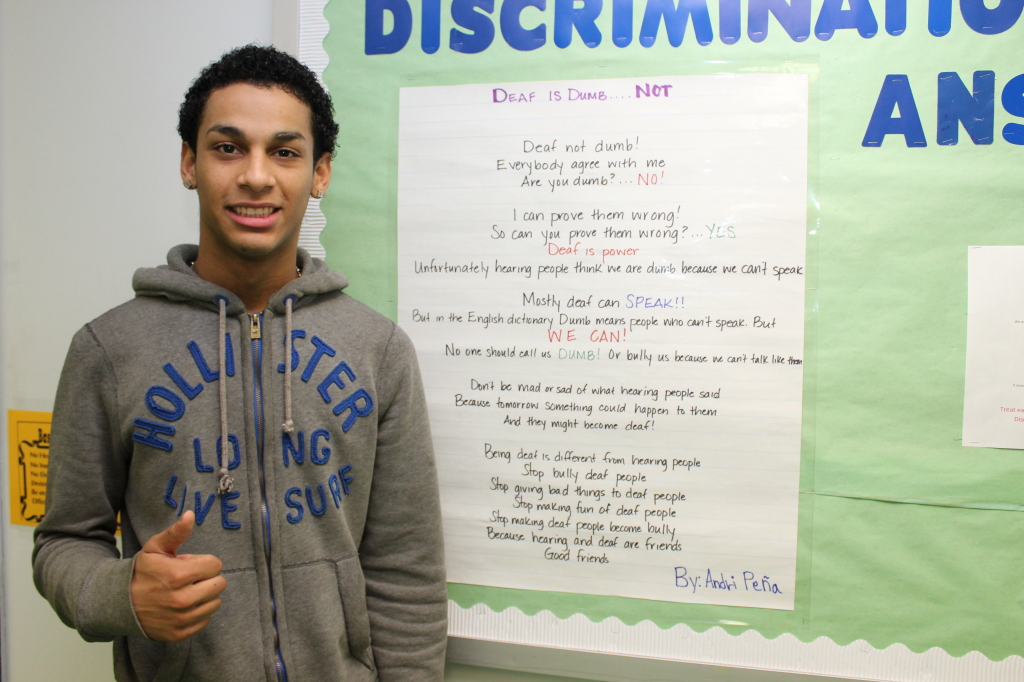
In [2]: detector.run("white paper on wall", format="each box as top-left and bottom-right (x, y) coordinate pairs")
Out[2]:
(963, 246), (1024, 449)
(398, 75), (808, 609)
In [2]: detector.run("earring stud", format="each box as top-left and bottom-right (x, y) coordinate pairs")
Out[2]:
(184, 180), (193, 189)
(316, 190), (324, 199)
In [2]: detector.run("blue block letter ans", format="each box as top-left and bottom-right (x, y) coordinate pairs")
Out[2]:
(1001, 74), (1024, 145)
(501, 0), (547, 51)
(862, 75), (927, 147)
(365, 0), (413, 54)
(937, 71), (994, 145)
(554, 0), (602, 47)
(815, 0), (878, 39)
(640, 0), (714, 47)
(450, 0), (496, 53)
(334, 389), (375, 432)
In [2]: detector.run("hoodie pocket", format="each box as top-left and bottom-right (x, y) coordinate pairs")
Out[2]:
(279, 558), (376, 680)
(334, 555), (374, 669)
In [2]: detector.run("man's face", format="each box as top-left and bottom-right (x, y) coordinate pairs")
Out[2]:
(181, 83), (331, 262)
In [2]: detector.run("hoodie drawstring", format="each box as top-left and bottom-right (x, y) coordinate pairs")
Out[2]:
(217, 297), (234, 495)
(282, 296), (295, 434)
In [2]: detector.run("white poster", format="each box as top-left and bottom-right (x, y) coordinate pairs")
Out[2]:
(963, 246), (1024, 449)
(398, 75), (808, 609)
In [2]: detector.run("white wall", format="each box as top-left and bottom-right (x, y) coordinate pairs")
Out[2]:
(0, 2), (273, 679)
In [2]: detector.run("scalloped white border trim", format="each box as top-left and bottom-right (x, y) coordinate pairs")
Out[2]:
(297, 0), (329, 259)
(450, 602), (1023, 681)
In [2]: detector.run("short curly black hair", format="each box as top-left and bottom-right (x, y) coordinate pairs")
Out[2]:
(178, 44), (338, 161)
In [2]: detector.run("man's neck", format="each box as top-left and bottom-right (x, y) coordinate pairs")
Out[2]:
(192, 244), (299, 313)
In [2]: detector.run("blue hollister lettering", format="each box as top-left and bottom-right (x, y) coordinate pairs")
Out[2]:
(133, 418), (175, 451)
(317, 361), (356, 403)
(311, 429), (331, 464)
(278, 329), (307, 373)
(334, 389), (374, 432)
(188, 336), (235, 382)
(282, 430), (332, 466)
(285, 487), (304, 524)
(220, 490), (241, 529)
(194, 435), (240, 472)
(146, 385), (185, 421)
(195, 491), (217, 525)
(301, 335), (336, 382)
(282, 464), (355, 524)
(283, 430), (305, 466)
(166, 475), (241, 528)
(306, 484), (328, 516)
(163, 362), (203, 399)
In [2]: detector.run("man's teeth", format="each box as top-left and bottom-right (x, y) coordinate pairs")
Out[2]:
(233, 207), (276, 217)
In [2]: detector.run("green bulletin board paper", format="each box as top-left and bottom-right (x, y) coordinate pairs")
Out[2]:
(320, 0), (1024, 662)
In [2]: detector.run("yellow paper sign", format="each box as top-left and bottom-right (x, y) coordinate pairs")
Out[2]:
(8, 410), (51, 526)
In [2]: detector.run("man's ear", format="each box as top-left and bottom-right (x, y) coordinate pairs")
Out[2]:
(180, 141), (197, 189)
(312, 152), (332, 198)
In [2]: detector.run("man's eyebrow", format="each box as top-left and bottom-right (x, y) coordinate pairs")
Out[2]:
(204, 126), (307, 143)
(206, 124), (244, 138)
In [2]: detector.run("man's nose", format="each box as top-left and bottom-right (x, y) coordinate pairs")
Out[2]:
(238, 153), (275, 192)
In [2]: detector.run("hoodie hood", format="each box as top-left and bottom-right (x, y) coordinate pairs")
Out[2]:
(132, 244), (349, 315)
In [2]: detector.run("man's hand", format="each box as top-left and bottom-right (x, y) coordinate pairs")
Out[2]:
(131, 510), (226, 642)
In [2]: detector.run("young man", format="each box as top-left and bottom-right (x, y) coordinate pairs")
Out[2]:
(33, 45), (447, 681)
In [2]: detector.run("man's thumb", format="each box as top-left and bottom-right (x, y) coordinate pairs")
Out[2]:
(144, 510), (195, 556)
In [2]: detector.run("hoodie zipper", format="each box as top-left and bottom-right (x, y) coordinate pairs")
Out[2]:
(250, 312), (288, 682)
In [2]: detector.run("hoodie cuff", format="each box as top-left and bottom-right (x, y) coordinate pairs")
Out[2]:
(76, 556), (150, 641)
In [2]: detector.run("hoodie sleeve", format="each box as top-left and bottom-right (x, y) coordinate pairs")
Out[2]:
(359, 325), (448, 680)
(32, 325), (148, 642)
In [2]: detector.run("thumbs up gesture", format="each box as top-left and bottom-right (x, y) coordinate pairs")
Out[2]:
(131, 511), (227, 642)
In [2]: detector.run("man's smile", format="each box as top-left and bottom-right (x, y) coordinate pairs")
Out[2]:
(227, 205), (281, 228)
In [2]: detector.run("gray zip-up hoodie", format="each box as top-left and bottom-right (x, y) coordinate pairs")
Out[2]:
(33, 244), (447, 681)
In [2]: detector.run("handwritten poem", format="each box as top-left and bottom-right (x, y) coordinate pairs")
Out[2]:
(398, 75), (808, 608)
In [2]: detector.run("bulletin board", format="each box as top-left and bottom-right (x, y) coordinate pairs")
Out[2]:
(309, 0), (1024, 677)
